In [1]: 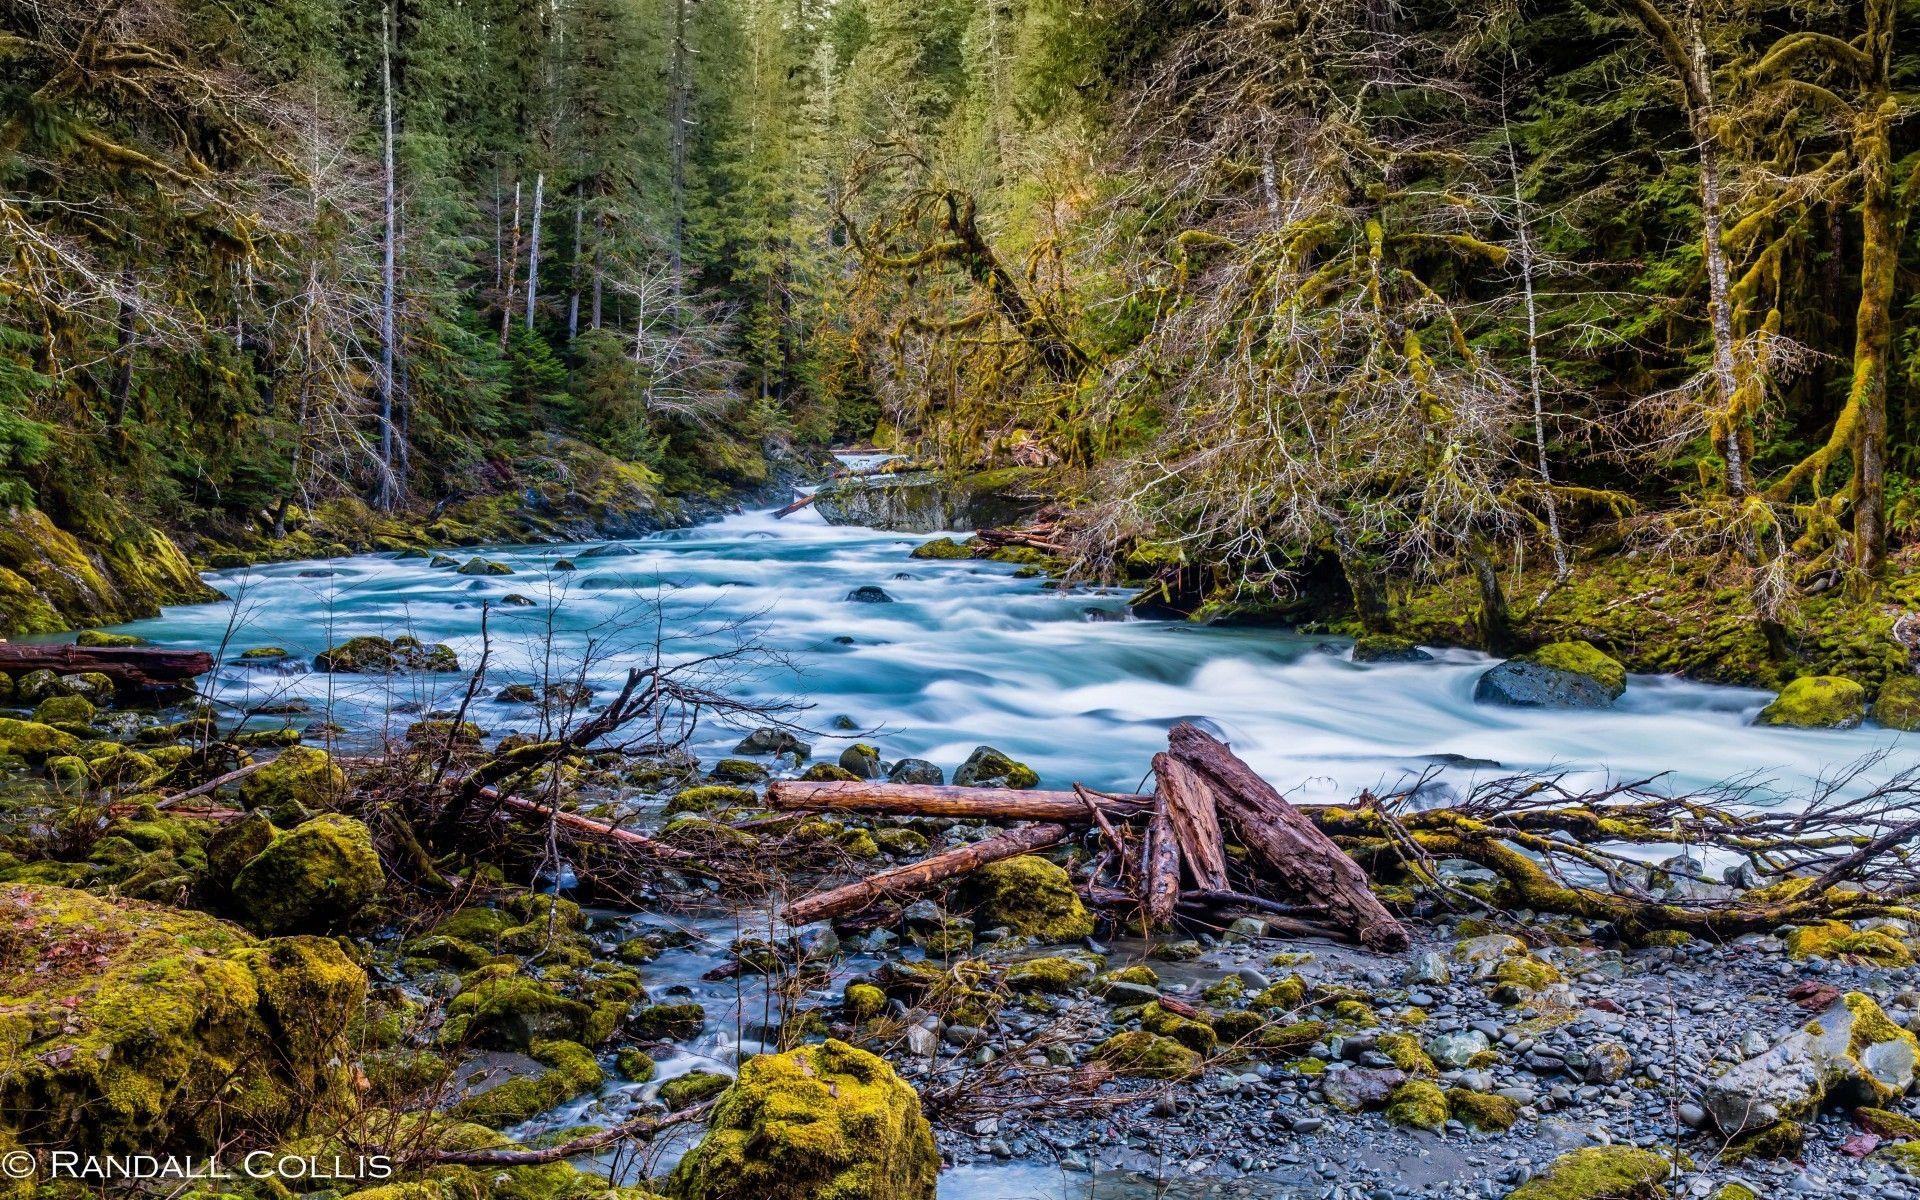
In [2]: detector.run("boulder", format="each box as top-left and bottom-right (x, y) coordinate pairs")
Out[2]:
(966, 856), (1093, 941)
(1503, 1147), (1671, 1200)
(952, 744), (1038, 789)
(1700, 991), (1918, 1135)
(1872, 674), (1920, 731)
(313, 635), (459, 674)
(810, 468), (1044, 534)
(1756, 675), (1868, 729)
(733, 728), (811, 759)
(455, 557), (514, 576)
(845, 585), (894, 604)
(1475, 641), (1626, 709)
(0, 883), (364, 1154)
(838, 743), (883, 779)
(909, 536), (974, 560)
(1322, 1066), (1407, 1112)
(0, 717), (79, 761)
(237, 746), (346, 819)
(229, 814), (384, 934)
(1352, 635), (1433, 664)
(887, 757), (943, 785)
(667, 1039), (938, 1200)
(1094, 1031), (1200, 1079)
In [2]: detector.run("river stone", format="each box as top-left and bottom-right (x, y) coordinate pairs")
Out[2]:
(888, 757), (944, 785)
(1099, 981), (1162, 1007)
(1426, 1029), (1490, 1069)
(1585, 1040), (1633, 1084)
(733, 728), (811, 759)
(1701, 991), (1920, 1135)
(1474, 655), (1622, 709)
(1405, 948), (1452, 986)
(846, 585), (894, 603)
(1352, 635), (1433, 663)
(1755, 675), (1868, 729)
(1322, 1065), (1407, 1112)
(953, 745), (1039, 789)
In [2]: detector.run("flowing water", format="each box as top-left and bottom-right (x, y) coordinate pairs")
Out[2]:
(87, 487), (1919, 1198)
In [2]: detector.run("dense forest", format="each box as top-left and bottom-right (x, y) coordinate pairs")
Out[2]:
(3, 0), (1919, 677)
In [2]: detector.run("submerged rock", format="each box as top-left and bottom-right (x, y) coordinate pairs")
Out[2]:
(1700, 990), (1918, 1135)
(838, 743), (883, 779)
(668, 1039), (938, 1200)
(1474, 641), (1626, 709)
(1755, 675), (1867, 729)
(733, 727), (811, 759)
(313, 634), (460, 674)
(887, 757), (943, 785)
(1352, 635), (1433, 663)
(846, 585), (894, 603)
(0, 883), (364, 1153)
(909, 536), (974, 560)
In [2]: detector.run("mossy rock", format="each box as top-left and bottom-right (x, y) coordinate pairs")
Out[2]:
(1719, 1119), (1802, 1164)
(229, 814), (383, 935)
(966, 855), (1093, 940)
(313, 635), (459, 674)
(1448, 1088), (1520, 1132)
(443, 972), (594, 1049)
(668, 1039), (937, 1200)
(710, 757), (769, 783)
(1783, 920), (1913, 966)
(0, 883), (364, 1153)
(1141, 1001), (1217, 1054)
(1491, 954), (1564, 1001)
(800, 762), (860, 782)
(1855, 1106), (1920, 1138)
(952, 744), (1038, 789)
(451, 1039), (605, 1127)
(628, 1002), (706, 1041)
(660, 1069), (733, 1111)
(617, 1048), (658, 1082)
(30, 693), (95, 728)
(1093, 1030), (1201, 1079)
(844, 983), (887, 1021)
(909, 537), (974, 560)
(1755, 675), (1868, 729)
(1006, 956), (1096, 994)
(1503, 1147), (1671, 1200)
(76, 631), (144, 648)
(237, 746), (346, 817)
(1255, 1020), (1326, 1057)
(1872, 674), (1920, 730)
(1377, 1033), (1437, 1076)
(1385, 1079), (1449, 1131)
(664, 785), (759, 816)
(874, 827), (929, 855)
(1352, 635), (1432, 663)
(1476, 641), (1626, 708)
(455, 557), (515, 576)
(0, 717), (79, 761)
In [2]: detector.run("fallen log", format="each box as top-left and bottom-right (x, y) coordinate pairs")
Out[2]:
(1140, 799), (1181, 929)
(784, 821), (1069, 926)
(1152, 752), (1229, 891)
(772, 491), (818, 519)
(1168, 722), (1409, 952)
(0, 644), (213, 691)
(766, 780), (1152, 822)
(477, 785), (695, 861)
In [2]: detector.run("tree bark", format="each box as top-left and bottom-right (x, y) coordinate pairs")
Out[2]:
(524, 172), (545, 330)
(1140, 799), (1181, 929)
(765, 779), (1150, 822)
(1151, 752), (1229, 891)
(1167, 722), (1408, 951)
(501, 178), (522, 349)
(0, 645), (212, 691)
(376, 1), (400, 512)
(783, 822), (1069, 926)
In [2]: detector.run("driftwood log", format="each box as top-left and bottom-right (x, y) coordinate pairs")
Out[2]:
(1167, 722), (1409, 952)
(1140, 799), (1182, 928)
(767, 780), (1152, 822)
(784, 821), (1069, 926)
(1152, 752), (1229, 891)
(772, 492), (819, 519)
(0, 644), (213, 691)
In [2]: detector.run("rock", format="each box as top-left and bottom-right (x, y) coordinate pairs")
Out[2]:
(733, 728), (811, 759)
(668, 1039), (938, 1200)
(75, 630), (145, 648)
(1098, 980), (1162, 1007)
(1323, 1066), (1407, 1112)
(1449, 1088), (1520, 1132)
(846, 585), (894, 603)
(966, 856), (1094, 940)
(811, 468), (1044, 534)
(0, 883), (364, 1153)
(909, 536), (974, 560)
(56, 672), (114, 701)
(1783, 919), (1912, 966)
(455, 557), (514, 576)
(313, 634), (459, 674)
(229, 814), (384, 935)
(1385, 1080), (1449, 1131)
(1584, 1041), (1633, 1084)
(1700, 991), (1919, 1135)
(1405, 948), (1452, 986)
(628, 1002), (707, 1040)
(1873, 674), (1920, 731)
(14, 668), (65, 702)
(1094, 1031), (1201, 1079)
(952, 744), (1039, 789)
(0, 716), (78, 760)
(30, 693), (94, 728)
(1426, 1029), (1491, 1069)
(838, 743), (883, 779)
(1756, 676), (1868, 729)
(498, 593), (536, 606)
(888, 757), (944, 785)
(451, 1038), (604, 1127)
(237, 747), (346, 820)
(1352, 635), (1433, 663)
(1006, 956), (1096, 994)
(496, 683), (537, 703)
(1474, 642), (1626, 709)
(844, 983), (887, 1021)
(660, 1069), (733, 1111)
(1503, 1147), (1671, 1200)
(444, 973), (596, 1049)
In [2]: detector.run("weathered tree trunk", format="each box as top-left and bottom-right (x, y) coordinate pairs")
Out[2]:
(0, 645), (213, 691)
(766, 780), (1151, 821)
(524, 172), (545, 330)
(1168, 722), (1408, 951)
(783, 822), (1069, 926)
(501, 178), (522, 349)
(477, 784), (693, 860)
(669, 0), (689, 294)
(1151, 752), (1228, 891)
(1140, 800), (1181, 929)
(567, 197), (583, 341)
(376, 1), (400, 512)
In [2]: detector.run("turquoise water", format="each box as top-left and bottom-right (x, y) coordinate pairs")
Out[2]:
(100, 502), (1909, 809)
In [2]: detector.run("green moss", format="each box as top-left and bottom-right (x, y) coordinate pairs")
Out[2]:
(617, 1048), (657, 1082)
(966, 855), (1093, 940)
(837, 828), (881, 859)
(910, 537), (974, 560)
(1094, 1030), (1202, 1079)
(1140, 1002), (1217, 1054)
(665, 784), (757, 815)
(229, 814), (382, 935)
(844, 983), (887, 1021)
(661, 816), (760, 848)
(1872, 674), (1920, 730)
(1719, 1119), (1802, 1164)
(1448, 1088), (1520, 1132)
(31, 694), (95, 728)
(1856, 1106), (1920, 1138)
(441, 972), (594, 1050)
(237, 747), (345, 817)
(452, 1039), (605, 1127)
(660, 1070), (733, 1111)
(1756, 675), (1868, 729)
(1251, 975), (1308, 1011)
(711, 758), (769, 783)
(1492, 955), (1564, 999)
(874, 827), (929, 855)
(1327, 999), (1379, 1027)
(0, 883), (364, 1153)
(1255, 1020), (1326, 1057)
(1385, 1080), (1449, 1131)
(1503, 1147), (1671, 1200)
(952, 745), (1039, 789)
(1526, 641), (1627, 694)
(1378, 1033), (1437, 1076)
(456, 557), (515, 576)
(800, 762), (860, 782)
(75, 631), (144, 647)
(0, 717), (79, 760)
(667, 1039), (937, 1200)
(1783, 920), (1914, 966)
(1104, 964), (1159, 987)
(1211, 1010), (1265, 1042)
(628, 1002), (706, 1040)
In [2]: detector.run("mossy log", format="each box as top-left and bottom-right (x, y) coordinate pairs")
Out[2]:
(767, 780), (1151, 821)
(784, 822), (1070, 926)
(0, 644), (212, 691)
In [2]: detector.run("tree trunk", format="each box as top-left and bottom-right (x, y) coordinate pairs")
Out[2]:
(376, 2), (400, 511)
(669, 0), (689, 295)
(1140, 800), (1182, 930)
(1151, 752), (1229, 891)
(524, 172), (545, 331)
(500, 179), (522, 350)
(0, 645), (212, 691)
(567, 197), (583, 341)
(766, 779), (1150, 822)
(783, 822), (1070, 926)
(1846, 1), (1898, 575)
(1167, 722), (1409, 951)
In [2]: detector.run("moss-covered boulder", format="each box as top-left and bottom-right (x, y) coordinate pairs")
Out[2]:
(450, 1039), (604, 1127)
(1005, 955), (1096, 994)
(909, 536), (974, 560)
(966, 855), (1093, 940)
(229, 814), (383, 934)
(1448, 1088), (1520, 1132)
(667, 1039), (937, 1200)
(1475, 641), (1627, 709)
(455, 557), (514, 576)
(1783, 919), (1913, 966)
(0, 717), (79, 761)
(442, 971), (594, 1049)
(31, 693), (95, 729)
(837, 743), (883, 780)
(660, 1069), (733, 1111)
(1872, 674), (1920, 730)
(313, 634), (459, 674)
(1504, 1147), (1671, 1200)
(952, 744), (1038, 788)
(1385, 1079), (1449, 1131)
(237, 746), (346, 817)
(76, 630), (145, 647)
(1755, 675), (1868, 729)
(1094, 1031), (1201, 1079)
(1352, 635), (1433, 663)
(1701, 990), (1919, 1135)
(0, 883), (364, 1153)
